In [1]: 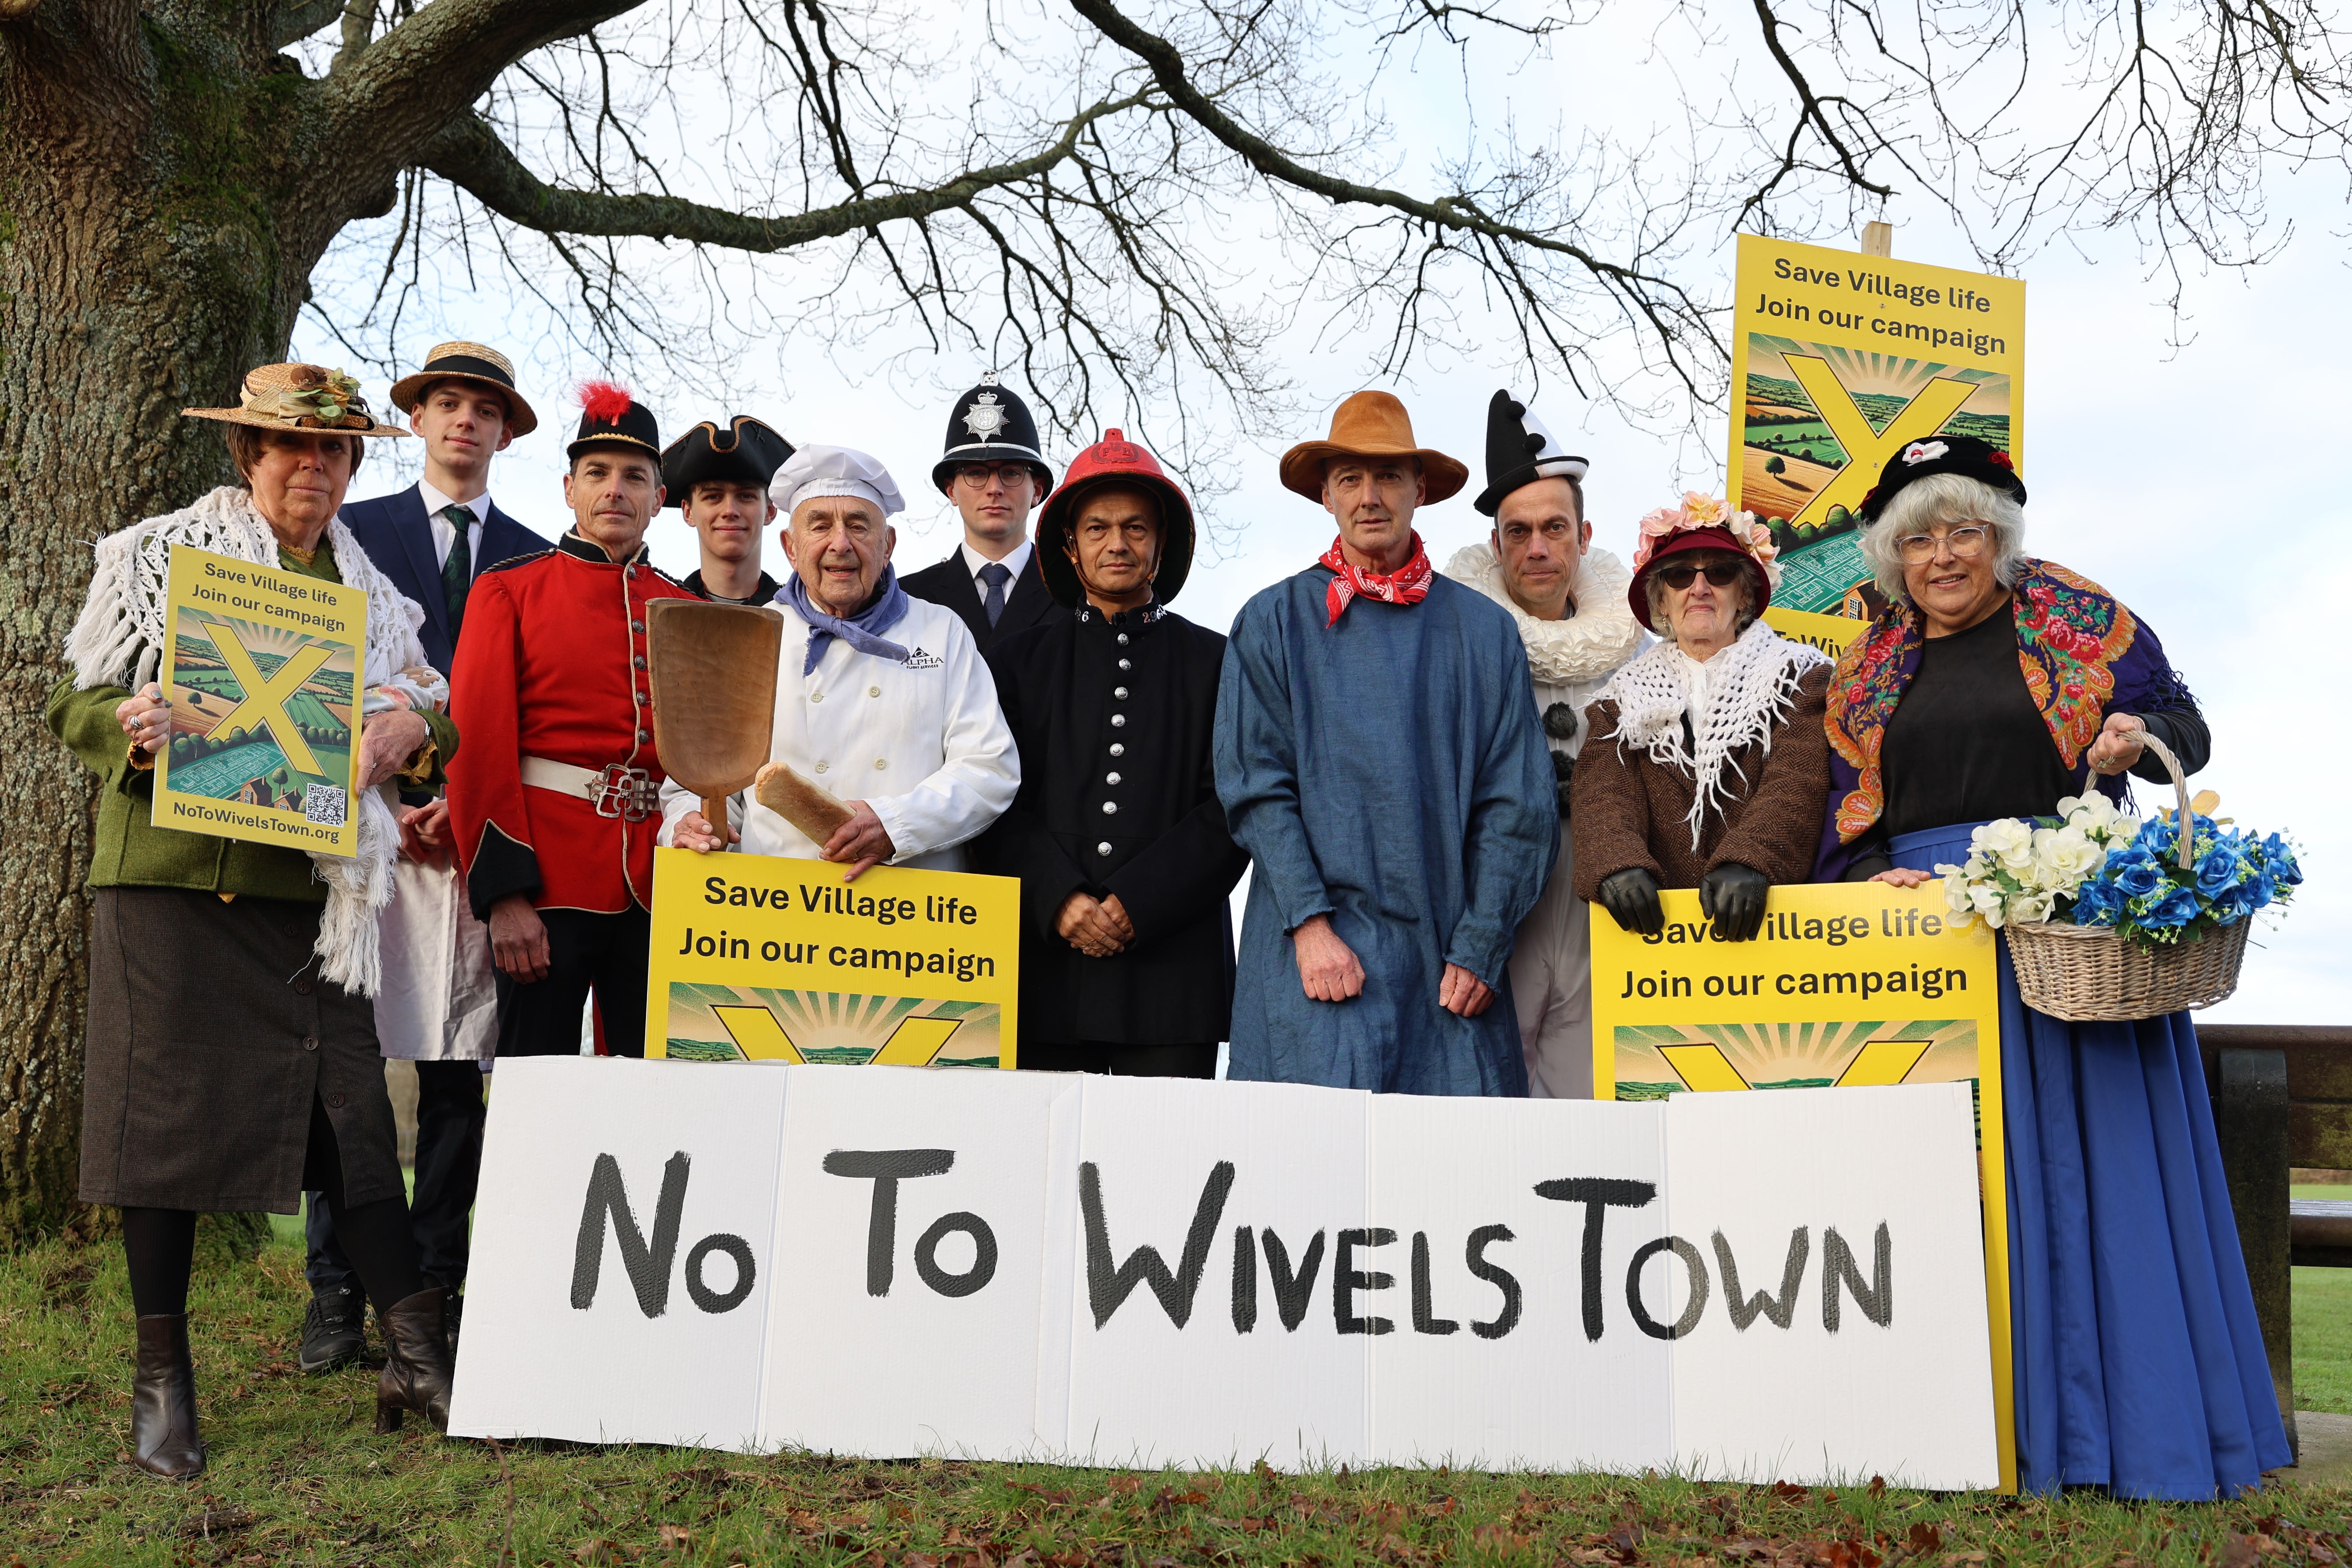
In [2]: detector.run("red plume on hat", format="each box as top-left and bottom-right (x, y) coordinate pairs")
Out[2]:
(578, 380), (637, 422)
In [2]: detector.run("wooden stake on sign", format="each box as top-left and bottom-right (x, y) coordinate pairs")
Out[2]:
(1861, 221), (1894, 256)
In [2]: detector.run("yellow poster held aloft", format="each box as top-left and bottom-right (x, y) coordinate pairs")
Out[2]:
(1728, 233), (2024, 626)
(154, 543), (366, 858)
(643, 847), (1021, 1067)
(1590, 880), (2015, 1490)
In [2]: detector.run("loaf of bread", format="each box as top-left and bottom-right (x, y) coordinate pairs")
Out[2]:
(754, 761), (854, 842)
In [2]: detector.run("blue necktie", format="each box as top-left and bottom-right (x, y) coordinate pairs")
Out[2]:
(978, 561), (1011, 628)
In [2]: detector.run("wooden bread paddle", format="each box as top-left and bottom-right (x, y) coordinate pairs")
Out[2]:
(645, 599), (785, 837)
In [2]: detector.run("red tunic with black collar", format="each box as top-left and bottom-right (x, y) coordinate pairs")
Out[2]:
(448, 532), (699, 917)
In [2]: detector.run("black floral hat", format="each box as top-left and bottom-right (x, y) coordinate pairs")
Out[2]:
(1856, 433), (2026, 524)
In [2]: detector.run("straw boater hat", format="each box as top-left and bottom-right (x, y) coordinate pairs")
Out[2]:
(181, 363), (409, 438)
(1277, 390), (1468, 504)
(1035, 429), (1197, 607)
(387, 341), (539, 437)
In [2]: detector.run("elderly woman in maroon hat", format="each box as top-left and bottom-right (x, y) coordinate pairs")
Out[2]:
(1569, 493), (1832, 940)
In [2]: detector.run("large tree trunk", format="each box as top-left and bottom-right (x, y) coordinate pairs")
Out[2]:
(0, 4), (318, 1240)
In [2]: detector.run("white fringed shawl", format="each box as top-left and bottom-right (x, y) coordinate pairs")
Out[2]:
(65, 485), (432, 996)
(1591, 619), (1830, 850)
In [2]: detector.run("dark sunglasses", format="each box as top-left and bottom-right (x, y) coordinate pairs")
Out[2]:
(1654, 560), (1745, 590)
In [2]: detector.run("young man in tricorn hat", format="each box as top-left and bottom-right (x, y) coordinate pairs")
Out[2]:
(298, 341), (554, 1371)
(901, 373), (1070, 654)
(446, 382), (697, 1062)
(662, 414), (795, 606)
(1213, 390), (1557, 1094)
(1440, 390), (1644, 1099)
(975, 431), (1248, 1078)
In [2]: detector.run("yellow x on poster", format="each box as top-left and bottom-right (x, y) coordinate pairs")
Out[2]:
(154, 544), (366, 857)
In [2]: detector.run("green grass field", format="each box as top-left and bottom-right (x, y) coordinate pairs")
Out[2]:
(4, 1221), (2349, 1566)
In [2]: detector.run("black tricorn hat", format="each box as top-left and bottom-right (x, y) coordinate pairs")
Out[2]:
(1474, 389), (1588, 517)
(661, 415), (794, 509)
(1855, 433), (2025, 524)
(568, 381), (662, 463)
(931, 373), (1054, 494)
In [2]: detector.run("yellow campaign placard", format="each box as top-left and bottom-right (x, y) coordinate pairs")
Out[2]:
(1760, 605), (1866, 656)
(1590, 880), (2015, 1491)
(154, 543), (366, 857)
(644, 846), (1020, 1067)
(1729, 233), (2024, 619)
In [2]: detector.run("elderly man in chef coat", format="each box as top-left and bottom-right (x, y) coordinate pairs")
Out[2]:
(660, 445), (1019, 874)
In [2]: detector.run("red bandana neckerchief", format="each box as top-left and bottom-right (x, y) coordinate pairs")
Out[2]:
(1320, 532), (1434, 626)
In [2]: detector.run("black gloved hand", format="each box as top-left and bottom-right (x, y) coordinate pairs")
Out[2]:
(1550, 749), (1574, 818)
(1542, 701), (1579, 741)
(1698, 861), (1771, 942)
(1598, 867), (1665, 936)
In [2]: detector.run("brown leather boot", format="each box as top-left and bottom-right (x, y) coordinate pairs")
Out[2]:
(374, 1288), (453, 1434)
(132, 1314), (205, 1479)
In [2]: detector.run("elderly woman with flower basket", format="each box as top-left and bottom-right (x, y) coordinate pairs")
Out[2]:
(1571, 495), (1830, 939)
(1816, 435), (2289, 1499)
(45, 364), (462, 1480)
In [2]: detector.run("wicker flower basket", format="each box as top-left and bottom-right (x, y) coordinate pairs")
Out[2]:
(2005, 733), (2249, 1021)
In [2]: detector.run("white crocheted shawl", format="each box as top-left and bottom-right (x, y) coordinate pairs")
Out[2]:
(65, 485), (435, 996)
(1442, 542), (1644, 687)
(1591, 619), (1830, 850)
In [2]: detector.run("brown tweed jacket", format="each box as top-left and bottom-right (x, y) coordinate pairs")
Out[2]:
(1569, 663), (1832, 896)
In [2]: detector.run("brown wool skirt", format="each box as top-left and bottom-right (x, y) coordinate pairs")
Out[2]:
(80, 887), (403, 1214)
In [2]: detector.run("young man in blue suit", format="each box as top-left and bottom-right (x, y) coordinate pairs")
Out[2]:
(299, 341), (552, 1372)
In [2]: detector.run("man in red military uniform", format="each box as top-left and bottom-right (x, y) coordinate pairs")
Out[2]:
(447, 382), (696, 1057)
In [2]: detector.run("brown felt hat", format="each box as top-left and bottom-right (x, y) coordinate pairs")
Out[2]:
(1277, 391), (1467, 505)
(183, 363), (409, 437)
(388, 341), (539, 437)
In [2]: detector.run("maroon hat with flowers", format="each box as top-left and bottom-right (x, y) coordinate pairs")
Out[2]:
(1626, 493), (1780, 633)
(1855, 433), (2024, 524)
(1036, 429), (1197, 607)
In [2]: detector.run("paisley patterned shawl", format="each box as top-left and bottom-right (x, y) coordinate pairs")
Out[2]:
(1814, 559), (2194, 878)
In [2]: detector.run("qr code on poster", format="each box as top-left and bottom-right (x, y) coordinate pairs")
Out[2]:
(303, 784), (348, 827)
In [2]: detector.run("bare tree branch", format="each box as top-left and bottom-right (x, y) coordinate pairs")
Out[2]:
(270, 0), (345, 52)
(420, 90), (1153, 253)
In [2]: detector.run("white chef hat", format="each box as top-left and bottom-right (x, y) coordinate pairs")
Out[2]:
(771, 444), (906, 519)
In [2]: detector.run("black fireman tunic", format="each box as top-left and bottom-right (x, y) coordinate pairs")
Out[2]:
(978, 601), (1250, 1046)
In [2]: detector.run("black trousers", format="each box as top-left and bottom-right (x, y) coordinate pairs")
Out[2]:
(306, 1059), (485, 1296)
(496, 906), (652, 1059)
(1021, 1040), (1219, 1078)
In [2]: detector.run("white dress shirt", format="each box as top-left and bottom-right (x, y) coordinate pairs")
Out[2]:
(958, 537), (1033, 587)
(657, 595), (1020, 872)
(418, 480), (490, 574)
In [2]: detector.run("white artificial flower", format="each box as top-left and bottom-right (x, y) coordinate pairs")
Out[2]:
(1969, 882), (2008, 929)
(2011, 891), (2057, 925)
(2035, 825), (2106, 892)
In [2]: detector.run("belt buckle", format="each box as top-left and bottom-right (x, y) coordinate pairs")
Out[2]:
(594, 764), (657, 822)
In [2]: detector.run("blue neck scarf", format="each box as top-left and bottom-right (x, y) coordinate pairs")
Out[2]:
(783, 565), (912, 675)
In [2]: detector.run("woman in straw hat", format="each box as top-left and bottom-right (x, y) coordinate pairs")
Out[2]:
(45, 363), (463, 1478)
(1214, 391), (1557, 1093)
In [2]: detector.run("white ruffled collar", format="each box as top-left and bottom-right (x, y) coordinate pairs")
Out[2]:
(1441, 542), (1643, 686)
(1593, 620), (1829, 848)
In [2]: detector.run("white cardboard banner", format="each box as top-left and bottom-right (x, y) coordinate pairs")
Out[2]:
(452, 1060), (1996, 1487)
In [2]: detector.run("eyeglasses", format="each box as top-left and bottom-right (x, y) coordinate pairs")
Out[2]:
(1895, 524), (1992, 563)
(954, 463), (1033, 489)
(1654, 560), (1746, 590)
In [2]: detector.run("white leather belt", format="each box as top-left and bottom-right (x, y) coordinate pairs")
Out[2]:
(521, 756), (660, 821)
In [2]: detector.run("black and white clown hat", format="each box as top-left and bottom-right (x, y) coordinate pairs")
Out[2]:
(931, 372), (1055, 495)
(1473, 389), (1590, 516)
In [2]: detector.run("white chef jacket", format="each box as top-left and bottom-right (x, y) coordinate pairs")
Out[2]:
(658, 594), (1019, 870)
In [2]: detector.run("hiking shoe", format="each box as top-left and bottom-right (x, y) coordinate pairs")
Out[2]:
(296, 1287), (367, 1373)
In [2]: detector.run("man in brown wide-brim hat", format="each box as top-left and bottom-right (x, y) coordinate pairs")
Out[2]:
(1212, 391), (1556, 1095)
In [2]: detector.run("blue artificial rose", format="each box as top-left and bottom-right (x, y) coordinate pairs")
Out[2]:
(2109, 848), (2165, 899)
(2195, 845), (2245, 897)
(2138, 818), (2179, 856)
(2208, 882), (2257, 926)
(2263, 833), (2304, 889)
(2070, 880), (2125, 927)
(2137, 886), (2203, 930)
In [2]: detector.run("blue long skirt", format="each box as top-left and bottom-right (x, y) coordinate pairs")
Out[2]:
(1891, 824), (2291, 1498)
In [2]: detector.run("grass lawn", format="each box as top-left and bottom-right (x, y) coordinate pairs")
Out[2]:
(2295, 1186), (2352, 1415)
(4, 1230), (2351, 1566)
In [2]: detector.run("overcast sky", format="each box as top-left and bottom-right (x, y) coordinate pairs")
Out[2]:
(296, 0), (2347, 1027)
